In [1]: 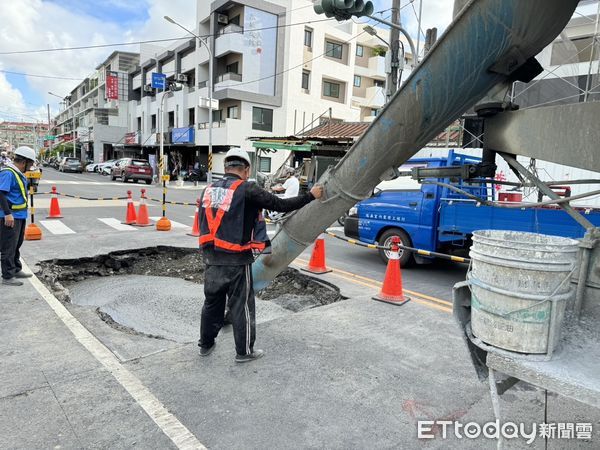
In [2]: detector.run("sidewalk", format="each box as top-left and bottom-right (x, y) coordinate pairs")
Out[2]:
(0, 275), (180, 449)
(2, 266), (598, 448)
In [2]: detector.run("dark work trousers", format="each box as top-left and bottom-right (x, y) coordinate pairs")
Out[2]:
(1, 218), (25, 280)
(200, 264), (256, 356)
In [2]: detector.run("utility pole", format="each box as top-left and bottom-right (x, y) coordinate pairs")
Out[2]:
(387, 0), (401, 101)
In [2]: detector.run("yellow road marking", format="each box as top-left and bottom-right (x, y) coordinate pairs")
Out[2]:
(294, 257), (452, 313)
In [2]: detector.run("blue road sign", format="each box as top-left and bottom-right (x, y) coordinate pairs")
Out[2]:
(151, 72), (167, 90)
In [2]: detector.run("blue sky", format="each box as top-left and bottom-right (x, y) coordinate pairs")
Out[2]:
(46, 0), (150, 24)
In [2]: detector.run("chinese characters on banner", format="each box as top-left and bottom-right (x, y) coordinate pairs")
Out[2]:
(106, 71), (119, 100)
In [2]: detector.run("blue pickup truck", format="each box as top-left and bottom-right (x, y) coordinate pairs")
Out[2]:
(344, 150), (600, 265)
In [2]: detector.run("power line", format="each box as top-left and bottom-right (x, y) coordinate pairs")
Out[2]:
(0, 17), (335, 56)
(0, 69), (83, 81)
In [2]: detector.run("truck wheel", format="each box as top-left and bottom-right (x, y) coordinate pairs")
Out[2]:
(377, 228), (414, 267)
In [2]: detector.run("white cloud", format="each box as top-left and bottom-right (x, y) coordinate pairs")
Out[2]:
(0, 0), (193, 118)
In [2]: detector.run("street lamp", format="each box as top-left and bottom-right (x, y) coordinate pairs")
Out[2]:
(164, 15), (214, 184)
(159, 89), (173, 183)
(49, 91), (76, 158)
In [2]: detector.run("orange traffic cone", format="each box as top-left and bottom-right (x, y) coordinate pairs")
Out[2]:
(46, 186), (63, 218)
(373, 236), (410, 306)
(24, 223), (42, 241)
(123, 190), (137, 225)
(303, 234), (332, 275)
(187, 198), (200, 237)
(133, 189), (152, 227)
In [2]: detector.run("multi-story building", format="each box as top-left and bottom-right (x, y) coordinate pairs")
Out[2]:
(125, 0), (400, 175)
(0, 122), (49, 152)
(50, 51), (139, 162)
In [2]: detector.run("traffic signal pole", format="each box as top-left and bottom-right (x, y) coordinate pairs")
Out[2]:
(387, 0), (401, 101)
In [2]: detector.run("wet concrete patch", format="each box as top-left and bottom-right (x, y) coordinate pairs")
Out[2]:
(69, 275), (291, 343)
(36, 246), (345, 342)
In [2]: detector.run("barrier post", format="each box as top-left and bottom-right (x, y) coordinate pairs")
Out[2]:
(156, 175), (171, 231)
(24, 172), (42, 241)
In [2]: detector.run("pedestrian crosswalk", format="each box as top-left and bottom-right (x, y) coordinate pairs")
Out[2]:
(34, 215), (279, 237)
(37, 217), (194, 235)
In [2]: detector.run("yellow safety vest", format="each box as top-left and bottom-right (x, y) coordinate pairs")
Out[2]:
(2, 167), (27, 211)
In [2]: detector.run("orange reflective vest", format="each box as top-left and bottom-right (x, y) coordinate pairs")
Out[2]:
(199, 177), (268, 253)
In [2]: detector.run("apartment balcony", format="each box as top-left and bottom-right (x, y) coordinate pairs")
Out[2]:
(353, 86), (385, 109)
(214, 72), (243, 90)
(215, 25), (245, 58)
(354, 56), (386, 80)
(196, 118), (243, 146)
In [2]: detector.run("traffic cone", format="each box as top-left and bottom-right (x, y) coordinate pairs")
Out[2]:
(303, 234), (332, 274)
(187, 198), (200, 237)
(24, 223), (42, 241)
(123, 190), (137, 225)
(46, 186), (63, 218)
(373, 236), (410, 306)
(133, 189), (152, 227)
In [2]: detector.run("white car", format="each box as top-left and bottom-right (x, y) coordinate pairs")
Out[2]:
(85, 163), (99, 172)
(97, 160), (116, 175)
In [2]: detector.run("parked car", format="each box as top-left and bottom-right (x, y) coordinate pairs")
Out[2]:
(111, 158), (153, 184)
(58, 157), (83, 173)
(85, 162), (99, 172)
(98, 159), (116, 175)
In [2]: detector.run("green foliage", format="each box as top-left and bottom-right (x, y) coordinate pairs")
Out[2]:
(372, 46), (387, 57)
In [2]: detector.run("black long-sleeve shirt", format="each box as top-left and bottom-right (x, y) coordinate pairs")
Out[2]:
(203, 173), (315, 265)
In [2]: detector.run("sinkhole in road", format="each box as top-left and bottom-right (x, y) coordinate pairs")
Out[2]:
(36, 246), (345, 342)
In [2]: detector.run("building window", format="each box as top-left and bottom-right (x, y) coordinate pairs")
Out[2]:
(551, 36), (599, 65)
(226, 61), (239, 74)
(370, 108), (379, 117)
(252, 107), (273, 131)
(212, 109), (222, 122)
(323, 81), (340, 98)
(168, 111), (175, 128)
(188, 107), (195, 126)
(258, 156), (271, 173)
(356, 44), (364, 57)
(302, 70), (310, 90)
(354, 75), (361, 87)
(374, 79), (385, 87)
(227, 105), (239, 119)
(304, 28), (313, 48)
(229, 15), (240, 26)
(325, 41), (343, 59)
(136, 117), (141, 132)
(151, 114), (157, 132)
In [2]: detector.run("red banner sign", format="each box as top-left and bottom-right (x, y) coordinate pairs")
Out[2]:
(125, 132), (137, 145)
(106, 71), (119, 100)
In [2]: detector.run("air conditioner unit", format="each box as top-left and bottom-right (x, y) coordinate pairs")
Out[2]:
(217, 14), (229, 25)
(176, 73), (188, 83)
(143, 84), (154, 93)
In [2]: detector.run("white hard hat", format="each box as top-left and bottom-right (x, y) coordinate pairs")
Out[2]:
(224, 147), (251, 167)
(14, 146), (36, 162)
(1, 151), (6, 156)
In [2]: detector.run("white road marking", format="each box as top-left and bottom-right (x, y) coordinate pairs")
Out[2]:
(41, 180), (115, 186)
(98, 218), (138, 231)
(22, 261), (207, 450)
(327, 226), (345, 233)
(150, 217), (190, 229)
(39, 220), (76, 235)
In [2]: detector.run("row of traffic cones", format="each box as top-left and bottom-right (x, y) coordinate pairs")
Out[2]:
(303, 234), (409, 306)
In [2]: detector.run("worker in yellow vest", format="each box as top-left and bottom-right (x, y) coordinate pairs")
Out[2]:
(0, 146), (36, 286)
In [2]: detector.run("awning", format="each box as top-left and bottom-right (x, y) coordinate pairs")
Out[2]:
(251, 140), (315, 152)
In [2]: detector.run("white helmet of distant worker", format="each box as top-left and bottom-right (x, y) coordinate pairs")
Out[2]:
(224, 147), (251, 167)
(1, 151), (7, 157)
(14, 146), (36, 162)
(284, 167), (296, 176)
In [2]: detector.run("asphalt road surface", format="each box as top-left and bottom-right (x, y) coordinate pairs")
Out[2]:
(33, 167), (467, 303)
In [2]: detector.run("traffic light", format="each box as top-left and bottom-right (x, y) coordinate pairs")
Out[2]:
(314, 0), (374, 21)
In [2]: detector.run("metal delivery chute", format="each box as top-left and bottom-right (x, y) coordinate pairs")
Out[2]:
(253, 0), (581, 290)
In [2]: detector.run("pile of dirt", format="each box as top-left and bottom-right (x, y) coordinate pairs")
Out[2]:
(36, 246), (344, 312)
